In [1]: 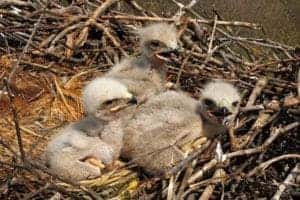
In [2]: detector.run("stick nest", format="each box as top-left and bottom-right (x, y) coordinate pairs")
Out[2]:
(0, 0), (299, 199)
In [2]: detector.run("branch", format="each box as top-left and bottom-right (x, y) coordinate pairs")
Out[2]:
(100, 15), (261, 29)
(8, 12), (43, 86)
(188, 122), (299, 183)
(4, 78), (26, 162)
(272, 163), (300, 200)
(247, 154), (300, 177)
(246, 77), (268, 106)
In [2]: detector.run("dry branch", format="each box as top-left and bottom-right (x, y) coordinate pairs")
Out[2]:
(247, 154), (300, 177)
(4, 78), (25, 162)
(0, 0), (299, 199)
(272, 163), (300, 200)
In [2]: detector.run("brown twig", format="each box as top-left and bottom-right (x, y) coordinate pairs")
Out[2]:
(4, 78), (26, 162)
(167, 140), (211, 176)
(246, 77), (268, 106)
(272, 163), (300, 200)
(100, 15), (260, 29)
(188, 122), (299, 184)
(199, 169), (226, 200)
(75, 0), (118, 47)
(247, 154), (300, 177)
(198, 15), (218, 69)
(53, 76), (77, 120)
(176, 48), (194, 87)
(8, 11), (43, 86)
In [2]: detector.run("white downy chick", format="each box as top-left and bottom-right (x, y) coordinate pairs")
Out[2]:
(81, 77), (139, 160)
(105, 23), (178, 103)
(82, 77), (134, 115)
(121, 90), (226, 176)
(44, 118), (117, 182)
(200, 80), (241, 116)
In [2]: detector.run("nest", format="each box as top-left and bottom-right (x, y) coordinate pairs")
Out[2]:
(0, 0), (299, 199)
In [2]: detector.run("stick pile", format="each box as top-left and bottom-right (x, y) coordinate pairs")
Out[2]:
(0, 0), (299, 199)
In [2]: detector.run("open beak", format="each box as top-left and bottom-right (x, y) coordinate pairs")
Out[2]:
(198, 105), (232, 125)
(127, 96), (138, 105)
(109, 96), (138, 112)
(196, 106), (228, 138)
(155, 48), (179, 63)
(211, 107), (231, 117)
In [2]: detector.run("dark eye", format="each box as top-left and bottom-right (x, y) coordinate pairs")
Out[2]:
(232, 101), (239, 107)
(203, 98), (215, 107)
(150, 40), (160, 47)
(103, 99), (114, 105)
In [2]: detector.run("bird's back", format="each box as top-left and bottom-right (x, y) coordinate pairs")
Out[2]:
(121, 91), (203, 175)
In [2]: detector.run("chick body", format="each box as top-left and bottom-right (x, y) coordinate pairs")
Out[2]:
(44, 118), (117, 181)
(121, 80), (240, 176)
(121, 91), (205, 175)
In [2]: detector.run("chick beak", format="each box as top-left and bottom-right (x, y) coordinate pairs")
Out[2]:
(127, 96), (138, 105)
(156, 48), (178, 63)
(109, 96), (137, 112)
(212, 107), (231, 117)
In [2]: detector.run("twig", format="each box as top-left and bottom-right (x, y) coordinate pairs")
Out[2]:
(272, 163), (300, 200)
(240, 104), (265, 112)
(199, 169), (226, 200)
(167, 174), (175, 200)
(247, 154), (300, 177)
(172, 0), (199, 20)
(53, 76), (77, 120)
(8, 11), (43, 86)
(176, 48), (194, 87)
(91, 21), (128, 56)
(246, 77), (268, 106)
(188, 159), (218, 184)
(167, 140), (211, 176)
(22, 183), (50, 200)
(176, 159), (197, 199)
(3, 78), (25, 162)
(188, 122), (299, 183)
(75, 0), (118, 47)
(100, 15), (260, 29)
(207, 15), (218, 55)
(0, 0), (34, 7)
(198, 15), (218, 69)
(252, 58), (300, 71)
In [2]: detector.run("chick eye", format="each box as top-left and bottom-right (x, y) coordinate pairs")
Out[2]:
(103, 99), (114, 105)
(232, 101), (239, 107)
(203, 98), (216, 107)
(149, 40), (163, 50)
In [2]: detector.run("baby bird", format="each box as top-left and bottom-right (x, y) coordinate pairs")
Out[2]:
(44, 117), (116, 181)
(104, 23), (178, 105)
(121, 80), (240, 176)
(82, 77), (135, 116)
(45, 76), (141, 181)
(82, 23), (178, 116)
(200, 80), (241, 116)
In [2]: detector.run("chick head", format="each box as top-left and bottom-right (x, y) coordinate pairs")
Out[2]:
(200, 80), (241, 117)
(82, 77), (137, 116)
(138, 23), (178, 62)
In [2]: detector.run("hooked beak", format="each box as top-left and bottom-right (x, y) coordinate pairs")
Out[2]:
(155, 48), (179, 63)
(211, 107), (232, 117)
(196, 105), (228, 138)
(109, 96), (138, 112)
(127, 96), (138, 105)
